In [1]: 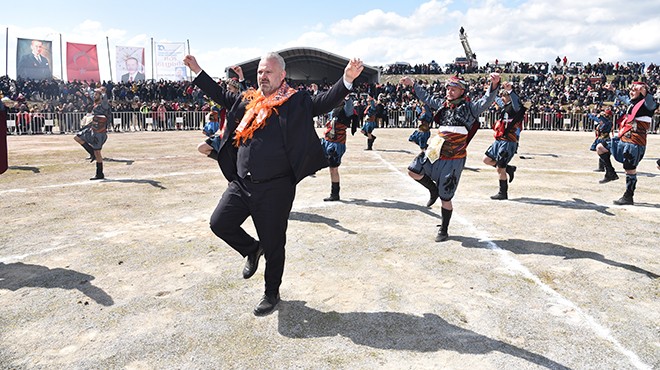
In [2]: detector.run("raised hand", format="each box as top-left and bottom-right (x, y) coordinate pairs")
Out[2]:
(183, 55), (202, 74)
(344, 58), (364, 84)
(400, 76), (414, 87)
(489, 72), (501, 88)
(231, 65), (244, 81)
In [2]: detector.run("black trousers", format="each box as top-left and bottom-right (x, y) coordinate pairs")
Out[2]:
(210, 176), (296, 296)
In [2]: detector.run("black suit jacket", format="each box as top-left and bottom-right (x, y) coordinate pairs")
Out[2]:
(121, 72), (146, 82)
(194, 71), (350, 184)
(17, 54), (51, 80)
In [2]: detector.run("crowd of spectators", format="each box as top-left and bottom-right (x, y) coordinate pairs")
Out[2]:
(0, 75), (208, 118)
(367, 58), (660, 128)
(2, 57), (659, 135)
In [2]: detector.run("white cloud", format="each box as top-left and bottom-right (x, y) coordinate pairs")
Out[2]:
(453, 0), (660, 66)
(76, 20), (103, 32)
(330, 0), (452, 37)
(2, 1), (660, 81)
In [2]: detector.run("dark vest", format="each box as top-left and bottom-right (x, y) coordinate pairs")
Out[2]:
(237, 114), (291, 181)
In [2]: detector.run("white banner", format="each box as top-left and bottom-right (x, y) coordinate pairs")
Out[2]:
(116, 46), (146, 83)
(154, 42), (187, 81)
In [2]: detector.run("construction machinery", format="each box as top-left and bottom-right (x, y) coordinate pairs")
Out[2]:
(455, 27), (478, 71)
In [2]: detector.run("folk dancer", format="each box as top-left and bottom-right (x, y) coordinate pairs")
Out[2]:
(407, 104), (435, 206)
(361, 95), (377, 150)
(401, 74), (500, 241)
(320, 98), (356, 201)
(74, 87), (111, 180)
(482, 81), (525, 200)
(587, 108), (614, 175)
(198, 66), (246, 159)
(599, 82), (657, 205)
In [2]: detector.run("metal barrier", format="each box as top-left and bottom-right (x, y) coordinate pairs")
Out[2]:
(5, 111), (208, 135)
(5, 110), (659, 135)
(382, 110), (659, 133)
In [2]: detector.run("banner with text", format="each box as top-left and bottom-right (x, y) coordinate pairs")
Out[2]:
(154, 42), (187, 81)
(116, 46), (146, 83)
(16, 38), (53, 80)
(66, 42), (100, 82)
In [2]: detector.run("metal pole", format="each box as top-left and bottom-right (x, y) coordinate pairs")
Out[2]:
(150, 38), (154, 80)
(5, 28), (8, 76)
(186, 39), (191, 81)
(106, 36), (112, 82)
(60, 34), (64, 81)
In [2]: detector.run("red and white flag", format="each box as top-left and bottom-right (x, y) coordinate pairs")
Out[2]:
(67, 42), (100, 82)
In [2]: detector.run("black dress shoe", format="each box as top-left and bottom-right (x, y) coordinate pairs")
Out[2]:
(242, 243), (263, 279)
(253, 294), (280, 316)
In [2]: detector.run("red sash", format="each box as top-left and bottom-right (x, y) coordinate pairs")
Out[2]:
(0, 109), (7, 174)
(617, 98), (645, 137)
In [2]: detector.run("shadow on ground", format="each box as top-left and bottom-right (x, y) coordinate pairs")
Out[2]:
(345, 198), (441, 220)
(8, 166), (40, 173)
(377, 149), (415, 155)
(0, 262), (114, 306)
(453, 236), (659, 279)
(278, 300), (569, 370)
(289, 211), (357, 234)
(102, 178), (166, 189)
(103, 158), (135, 166)
(510, 197), (615, 216)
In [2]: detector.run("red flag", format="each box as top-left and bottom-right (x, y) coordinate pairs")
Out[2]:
(0, 109), (7, 175)
(66, 42), (100, 82)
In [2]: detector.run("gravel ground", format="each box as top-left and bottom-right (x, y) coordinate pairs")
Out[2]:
(0, 128), (658, 369)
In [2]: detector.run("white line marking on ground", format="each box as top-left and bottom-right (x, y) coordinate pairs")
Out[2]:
(372, 151), (652, 370)
(454, 215), (651, 370)
(0, 170), (217, 195)
(0, 245), (72, 264)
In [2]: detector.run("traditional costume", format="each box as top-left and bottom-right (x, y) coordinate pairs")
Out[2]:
(588, 109), (613, 173)
(484, 89), (524, 199)
(408, 75), (499, 241)
(409, 105), (432, 150)
(361, 98), (377, 150)
(320, 99), (355, 201)
(608, 82), (657, 205)
(76, 92), (111, 180)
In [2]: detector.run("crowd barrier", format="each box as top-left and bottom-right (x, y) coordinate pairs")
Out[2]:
(4, 111), (208, 135)
(4, 110), (660, 135)
(363, 110), (660, 133)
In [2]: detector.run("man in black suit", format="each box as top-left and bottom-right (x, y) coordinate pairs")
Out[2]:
(17, 40), (51, 80)
(184, 52), (363, 315)
(120, 57), (145, 83)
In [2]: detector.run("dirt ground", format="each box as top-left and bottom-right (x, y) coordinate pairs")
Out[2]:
(0, 128), (658, 370)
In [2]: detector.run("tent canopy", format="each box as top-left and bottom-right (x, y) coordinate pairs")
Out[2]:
(226, 47), (380, 85)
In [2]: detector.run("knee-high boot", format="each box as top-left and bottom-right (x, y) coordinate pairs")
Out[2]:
(81, 143), (96, 162)
(490, 180), (508, 200)
(598, 152), (618, 183)
(614, 174), (636, 205)
(324, 182), (340, 201)
(90, 162), (104, 180)
(435, 207), (452, 242)
(415, 175), (439, 207)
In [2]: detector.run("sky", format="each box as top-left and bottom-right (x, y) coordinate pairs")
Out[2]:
(2, 0), (660, 82)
